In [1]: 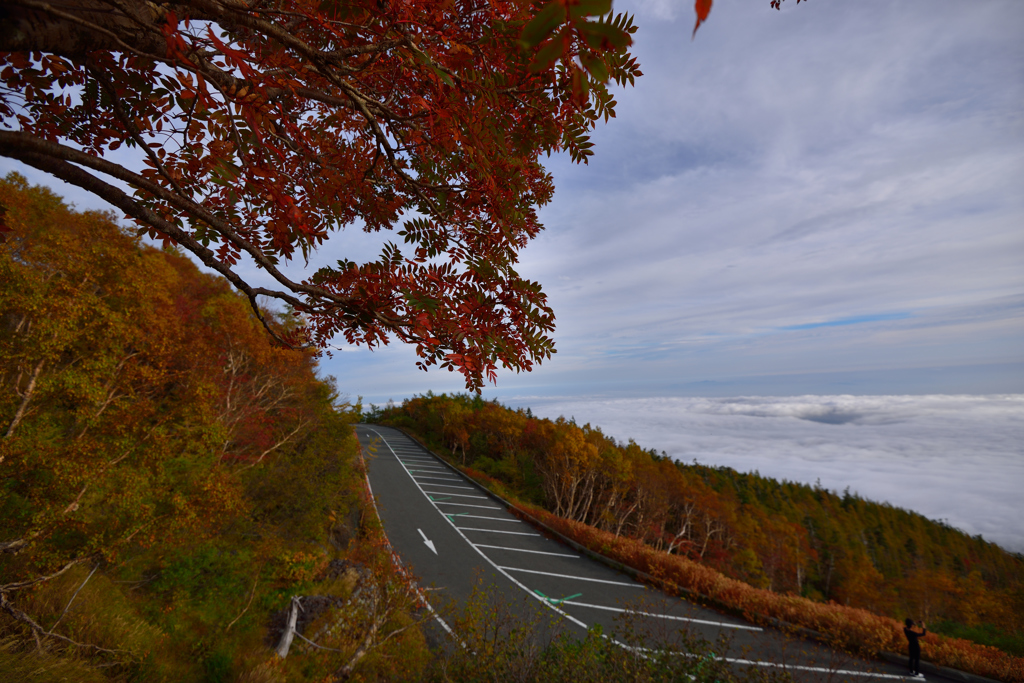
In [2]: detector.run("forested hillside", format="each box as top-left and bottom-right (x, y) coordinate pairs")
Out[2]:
(0, 174), (434, 680)
(371, 393), (1024, 656)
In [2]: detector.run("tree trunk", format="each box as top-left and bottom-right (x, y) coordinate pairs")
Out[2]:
(274, 596), (302, 658)
(4, 358), (44, 440)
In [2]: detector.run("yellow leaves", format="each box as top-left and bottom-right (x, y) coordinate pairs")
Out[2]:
(277, 549), (327, 582)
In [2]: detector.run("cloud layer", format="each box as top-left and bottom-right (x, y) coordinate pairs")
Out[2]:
(516, 394), (1024, 553)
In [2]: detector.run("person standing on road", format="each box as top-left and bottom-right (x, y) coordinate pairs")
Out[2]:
(904, 618), (927, 677)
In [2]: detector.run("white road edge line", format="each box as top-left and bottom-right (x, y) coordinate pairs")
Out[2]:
(720, 655), (913, 679)
(359, 452), (458, 642)
(367, 429), (896, 677)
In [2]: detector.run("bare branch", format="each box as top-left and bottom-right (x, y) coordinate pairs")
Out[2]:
(0, 539), (28, 554)
(1, 589), (126, 655)
(47, 563), (99, 635)
(1, 555), (94, 593)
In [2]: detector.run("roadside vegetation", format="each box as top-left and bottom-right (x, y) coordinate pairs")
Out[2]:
(0, 175), (432, 681)
(370, 393), (1024, 682)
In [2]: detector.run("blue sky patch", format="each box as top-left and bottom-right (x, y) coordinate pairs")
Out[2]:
(781, 312), (912, 331)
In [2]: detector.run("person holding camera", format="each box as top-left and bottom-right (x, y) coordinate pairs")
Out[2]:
(904, 618), (927, 678)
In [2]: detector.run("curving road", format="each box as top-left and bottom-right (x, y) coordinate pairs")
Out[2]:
(357, 424), (932, 682)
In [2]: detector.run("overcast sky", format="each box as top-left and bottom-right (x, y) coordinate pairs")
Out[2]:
(3, 0), (1022, 406)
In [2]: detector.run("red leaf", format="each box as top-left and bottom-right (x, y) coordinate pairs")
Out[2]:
(693, 0), (713, 38)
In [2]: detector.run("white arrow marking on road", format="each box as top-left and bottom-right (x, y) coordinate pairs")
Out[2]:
(418, 528), (437, 554)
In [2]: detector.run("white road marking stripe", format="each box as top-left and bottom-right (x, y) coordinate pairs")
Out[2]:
(458, 527), (540, 536)
(421, 492), (489, 499)
(419, 484), (477, 491)
(716, 655), (909, 679)
(621, 644), (913, 679)
(369, 430), (823, 669)
(455, 514), (522, 522)
(359, 449), (459, 643)
(497, 566), (643, 587)
(433, 502), (501, 509)
(560, 601), (762, 631)
(413, 476), (466, 482)
(475, 544), (578, 558)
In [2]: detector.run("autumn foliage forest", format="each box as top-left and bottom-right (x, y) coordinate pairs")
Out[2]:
(369, 394), (1024, 664)
(0, 175), (446, 681)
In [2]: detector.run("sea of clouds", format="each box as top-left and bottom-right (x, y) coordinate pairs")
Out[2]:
(515, 394), (1024, 554)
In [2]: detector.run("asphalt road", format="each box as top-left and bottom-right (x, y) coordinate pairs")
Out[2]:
(357, 424), (933, 682)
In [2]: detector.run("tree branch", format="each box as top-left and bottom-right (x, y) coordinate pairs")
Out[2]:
(0, 137), (317, 345)
(4, 357), (44, 439)
(47, 563), (99, 635)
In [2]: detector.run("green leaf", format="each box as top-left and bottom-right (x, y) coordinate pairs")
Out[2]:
(577, 21), (632, 51)
(411, 48), (455, 86)
(569, 0), (613, 19)
(520, 2), (567, 49)
(580, 53), (608, 83)
(528, 34), (566, 73)
(431, 65), (454, 87)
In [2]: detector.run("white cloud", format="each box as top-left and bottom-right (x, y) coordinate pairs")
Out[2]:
(518, 394), (1024, 553)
